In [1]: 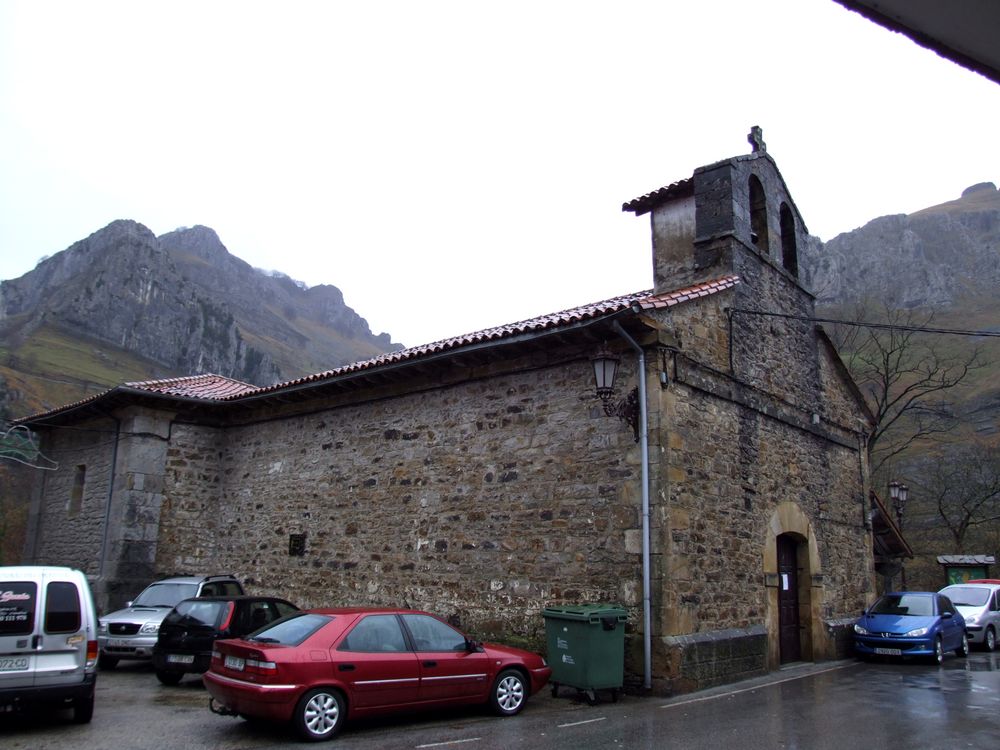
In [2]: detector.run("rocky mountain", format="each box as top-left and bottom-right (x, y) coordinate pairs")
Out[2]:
(805, 182), (1000, 310)
(801, 181), (1000, 435)
(0, 220), (400, 416)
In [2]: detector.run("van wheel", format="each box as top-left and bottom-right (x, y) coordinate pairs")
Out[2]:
(98, 654), (118, 670)
(156, 669), (184, 686)
(985, 626), (996, 652)
(72, 692), (94, 723)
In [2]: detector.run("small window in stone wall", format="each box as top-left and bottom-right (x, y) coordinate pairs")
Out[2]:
(780, 202), (798, 277)
(749, 175), (769, 250)
(288, 533), (307, 557)
(67, 464), (85, 518)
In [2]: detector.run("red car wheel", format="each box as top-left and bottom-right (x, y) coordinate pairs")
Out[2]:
(293, 687), (345, 742)
(491, 670), (527, 716)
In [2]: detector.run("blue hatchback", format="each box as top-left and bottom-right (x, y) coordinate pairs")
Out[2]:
(854, 591), (968, 664)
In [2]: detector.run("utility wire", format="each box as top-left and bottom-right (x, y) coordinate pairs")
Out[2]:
(728, 308), (1000, 338)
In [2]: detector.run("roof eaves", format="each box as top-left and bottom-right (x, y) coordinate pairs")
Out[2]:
(632, 274), (740, 312)
(870, 490), (914, 559)
(14, 374), (256, 426)
(15, 276), (743, 422)
(13, 386), (121, 426)
(622, 177), (694, 216)
(226, 297), (649, 403)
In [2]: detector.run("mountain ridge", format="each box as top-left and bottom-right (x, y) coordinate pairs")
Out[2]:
(0, 220), (401, 417)
(801, 181), (1000, 437)
(806, 182), (1000, 310)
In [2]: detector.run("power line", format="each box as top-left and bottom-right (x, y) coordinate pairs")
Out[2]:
(728, 308), (1000, 338)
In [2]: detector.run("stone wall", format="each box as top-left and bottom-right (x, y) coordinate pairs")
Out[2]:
(27, 416), (115, 575)
(95, 407), (174, 610)
(157, 423), (225, 575)
(643, 244), (870, 691)
(659, 626), (768, 693)
(654, 372), (869, 691)
(155, 354), (648, 651)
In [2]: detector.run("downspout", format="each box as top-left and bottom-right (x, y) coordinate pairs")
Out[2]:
(612, 321), (652, 690)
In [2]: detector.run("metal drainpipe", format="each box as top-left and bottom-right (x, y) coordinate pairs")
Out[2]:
(612, 321), (651, 690)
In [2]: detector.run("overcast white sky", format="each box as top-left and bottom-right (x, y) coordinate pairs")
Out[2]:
(1, 1), (998, 348)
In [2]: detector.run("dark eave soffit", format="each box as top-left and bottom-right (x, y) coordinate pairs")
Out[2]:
(834, 0), (1000, 86)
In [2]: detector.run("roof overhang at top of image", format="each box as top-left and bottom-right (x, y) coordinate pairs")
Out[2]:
(833, 0), (1000, 86)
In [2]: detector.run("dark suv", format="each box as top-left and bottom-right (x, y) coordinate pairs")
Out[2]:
(152, 595), (298, 684)
(98, 575), (244, 669)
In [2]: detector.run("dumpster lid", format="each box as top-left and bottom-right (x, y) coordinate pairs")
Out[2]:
(542, 604), (628, 622)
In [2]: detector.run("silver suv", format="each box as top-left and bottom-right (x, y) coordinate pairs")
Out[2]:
(939, 581), (1000, 651)
(98, 575), (243, 668)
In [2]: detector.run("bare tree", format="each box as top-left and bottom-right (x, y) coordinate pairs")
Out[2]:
(829, 301), (987, 479)
(911, 443), (1000, 553)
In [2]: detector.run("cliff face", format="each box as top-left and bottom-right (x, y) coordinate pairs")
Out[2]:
(805, 183), (1000, 309)
(801, 182), (1000, 435)
(0, 220), (400, 396)
(157, 225), (397, 377)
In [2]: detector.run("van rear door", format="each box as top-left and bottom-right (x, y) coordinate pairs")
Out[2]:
(32, 571), (90, 689)
(0, 578), (38, 690)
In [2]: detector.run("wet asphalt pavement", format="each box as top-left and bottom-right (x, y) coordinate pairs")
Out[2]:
(2, 651), (998, 749)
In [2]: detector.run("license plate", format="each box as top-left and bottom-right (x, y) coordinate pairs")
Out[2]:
(874, 647), (901, 656)
(224, 655), (245, 671)
(107, 638), (132, 648)
(167, 654), (195, 664)
(0, 656), (30, 672)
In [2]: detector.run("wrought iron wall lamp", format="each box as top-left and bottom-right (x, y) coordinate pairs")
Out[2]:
(888, 480), (909, 529)
(591, 347), (640, 442)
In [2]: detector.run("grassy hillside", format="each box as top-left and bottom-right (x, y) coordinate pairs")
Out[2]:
(0, 321), (183, 419)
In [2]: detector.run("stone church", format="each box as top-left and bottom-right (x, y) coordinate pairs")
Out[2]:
(18, 131), (893, 694)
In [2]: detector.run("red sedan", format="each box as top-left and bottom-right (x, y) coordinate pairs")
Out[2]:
(204, 607), (551, 741)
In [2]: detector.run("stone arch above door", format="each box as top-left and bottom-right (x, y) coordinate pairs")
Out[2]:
(763, 502), (825, 669)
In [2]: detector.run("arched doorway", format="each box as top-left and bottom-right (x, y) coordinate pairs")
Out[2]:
(764, 502), (824, 669)
(777, 533), (803, 663)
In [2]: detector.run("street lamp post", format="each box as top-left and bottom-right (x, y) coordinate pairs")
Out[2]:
(889, 481), (909, 590)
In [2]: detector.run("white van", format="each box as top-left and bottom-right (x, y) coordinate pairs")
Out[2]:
(0, 565), (98, 722)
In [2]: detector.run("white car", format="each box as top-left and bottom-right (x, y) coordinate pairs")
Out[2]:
(939, 581), (1000, 651)
(98, 575), (242, 668)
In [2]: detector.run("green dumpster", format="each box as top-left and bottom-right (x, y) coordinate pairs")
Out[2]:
(543, 604), (627, 703)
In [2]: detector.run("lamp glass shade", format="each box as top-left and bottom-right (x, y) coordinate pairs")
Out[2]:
(591, 352), (619, 398)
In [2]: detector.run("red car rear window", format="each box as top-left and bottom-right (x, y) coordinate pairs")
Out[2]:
(248, 613), (332, 646)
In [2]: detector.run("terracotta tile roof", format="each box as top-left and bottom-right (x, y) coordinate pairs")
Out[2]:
(635, 275), (739, 310)
(622, 177), (694, 216)
(14, 374), (256, 424)
(233, 275), (740, 400)
(232, 289), (659, 398)
(17, 275), (739, 420)
(124, 373), (257, 399)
